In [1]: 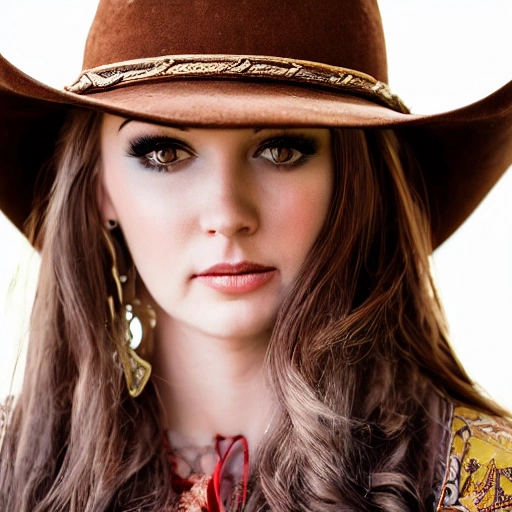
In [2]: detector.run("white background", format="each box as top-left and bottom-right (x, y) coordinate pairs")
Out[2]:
(0, 1), (511, 407)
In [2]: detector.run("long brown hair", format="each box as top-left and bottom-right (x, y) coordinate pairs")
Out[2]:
(0, 110), (504, 511)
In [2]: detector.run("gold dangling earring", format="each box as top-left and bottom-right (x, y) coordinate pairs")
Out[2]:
(103, 221), (156, 398)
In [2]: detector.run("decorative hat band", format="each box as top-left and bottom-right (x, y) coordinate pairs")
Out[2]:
(66, 54), (409, 114)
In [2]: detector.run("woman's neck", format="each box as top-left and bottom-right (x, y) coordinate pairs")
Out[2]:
(151, 312), (274, 460)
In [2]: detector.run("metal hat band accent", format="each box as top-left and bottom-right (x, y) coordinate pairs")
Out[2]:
(66, 54), (409, 114)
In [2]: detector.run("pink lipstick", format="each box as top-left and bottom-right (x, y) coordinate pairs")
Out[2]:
(193, 262), (276, 294)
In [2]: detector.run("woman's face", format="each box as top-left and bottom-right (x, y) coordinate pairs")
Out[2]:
(99, 115), (333, 342)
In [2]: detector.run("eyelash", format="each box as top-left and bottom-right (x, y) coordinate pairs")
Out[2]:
(127, 134), (319, 172)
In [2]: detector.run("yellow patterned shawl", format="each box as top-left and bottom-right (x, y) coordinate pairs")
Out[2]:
(436, 406), (512, 512)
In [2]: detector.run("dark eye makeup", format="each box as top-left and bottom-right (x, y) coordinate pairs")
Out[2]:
(253, 135), (319, 167)
(127, 135), (193, 171)
(126, 133), (320, 172)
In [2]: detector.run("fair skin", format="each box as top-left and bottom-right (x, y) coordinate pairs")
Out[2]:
(99, 114), (333, 472)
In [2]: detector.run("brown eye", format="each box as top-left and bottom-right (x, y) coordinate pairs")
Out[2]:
(260, 146), (302, 165)
(148, 148), (178, 165)
(144, 147), (192, 170)
(271, 147), (294, 164)
(129, 136), (194, 172)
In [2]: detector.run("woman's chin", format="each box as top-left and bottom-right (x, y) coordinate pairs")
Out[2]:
(190, 308), (276, 342)
(196, 317), (275, 343)
(158, 300), (278, 344)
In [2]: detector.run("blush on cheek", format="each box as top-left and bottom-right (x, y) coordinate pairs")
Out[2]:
(280, 183), (332, 239)
(269, 191), (331, 286)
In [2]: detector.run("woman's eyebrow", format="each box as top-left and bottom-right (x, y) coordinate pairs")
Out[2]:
(118, 119), (132, 131)
(118, 119), (190, 132)
(118, 122), (265, 133)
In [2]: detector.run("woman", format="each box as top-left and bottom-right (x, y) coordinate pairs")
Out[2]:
(1, 0), (511, 511)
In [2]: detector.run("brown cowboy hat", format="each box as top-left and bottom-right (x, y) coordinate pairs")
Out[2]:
(0, 0), (511, 248)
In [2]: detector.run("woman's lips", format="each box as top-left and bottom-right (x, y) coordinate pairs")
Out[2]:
(193, 262), (277, 294)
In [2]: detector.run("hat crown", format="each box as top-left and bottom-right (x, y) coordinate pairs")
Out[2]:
(83, 0), (388, 82)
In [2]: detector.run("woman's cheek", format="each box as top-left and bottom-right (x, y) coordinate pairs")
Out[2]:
(273, 174), (332, 246)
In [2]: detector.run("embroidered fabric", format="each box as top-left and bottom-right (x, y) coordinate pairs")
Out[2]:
(164, 433), (250, 512)
(435, 406), (512, 512)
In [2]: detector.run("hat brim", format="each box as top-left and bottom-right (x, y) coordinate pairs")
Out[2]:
(1, 54), (511, 247)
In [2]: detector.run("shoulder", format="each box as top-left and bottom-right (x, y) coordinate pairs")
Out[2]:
(436, 405), (512, 512)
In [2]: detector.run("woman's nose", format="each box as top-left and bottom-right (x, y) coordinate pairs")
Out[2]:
(199, 164), (260, 238)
